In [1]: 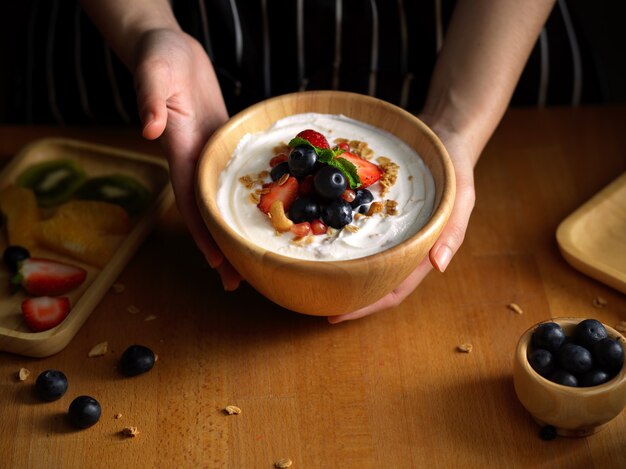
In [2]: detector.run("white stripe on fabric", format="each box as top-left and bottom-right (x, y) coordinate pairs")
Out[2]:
(46, 0), (64, 124)
(538, 27), (549, 107)
(400, 73), (413, 109)
(397, 0), (408, 73)
(558, 0), (582, 106)
(397, 0), (410, 107)
(297, 0), (306, 88)
(25, 0), (39, 123)
(197, 0), (215, 60)
(74, 4), (94, 119)
(261, 0), (271, 97)
(104, 45), (131, 124)
(368, 0), (379, 97)
(228, 0), (243, 68)
(332, 0), (343, 90)
(435, 0), (443, 53)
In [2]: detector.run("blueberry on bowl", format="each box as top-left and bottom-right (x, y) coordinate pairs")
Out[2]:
(514, 318), (626, 437)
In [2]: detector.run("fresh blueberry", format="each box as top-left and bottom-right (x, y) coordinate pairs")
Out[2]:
(68, 396), (101, 429)
(119, 344), (156, 377)
(351, 189), (374, 214)
(35, 370), (68, 401)
(289, 197), (320, 223)
(350, 189), (374, 209)
(270, 161), (290, 181)
(288, 145), (317, 177)
(314, 166), (347, 199)
(528, 349), (555, 378)
(574, 319), (608, 349)
(358, 204), (372, 214)
(531, 322), (566, 353)
(3, 245), (30, 273)
(321, 199), (353, 229)
(557, 343), (593, 374)
(592, 338), (624, 374)
(548, 369), (578, 387)
(539, 425), (557, 441)
(579, 369), (610, 387)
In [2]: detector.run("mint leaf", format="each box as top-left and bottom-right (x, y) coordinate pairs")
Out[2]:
(317, 148), (335, 163)
(327, 157), (361, 189)
(288, 137), (315, 149)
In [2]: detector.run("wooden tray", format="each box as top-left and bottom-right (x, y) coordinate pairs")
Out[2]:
(0, 138), (173, 357)
(557, 172), (626, 294)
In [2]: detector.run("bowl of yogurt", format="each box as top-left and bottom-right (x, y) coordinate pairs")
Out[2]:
(196, 91), (455, 316)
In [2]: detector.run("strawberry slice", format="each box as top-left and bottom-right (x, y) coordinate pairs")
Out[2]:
(257, 176), (299, 214)
(22, 296), (70, 332)
(339, 151), (383, 188)
(296, 129), (329, 149)
(13, 258), (87, 296)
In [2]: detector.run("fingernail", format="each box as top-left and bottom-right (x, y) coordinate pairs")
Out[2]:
(433, 245), (452, 272)
(327, 316), (343, 324)
(217, 264), (241, 291)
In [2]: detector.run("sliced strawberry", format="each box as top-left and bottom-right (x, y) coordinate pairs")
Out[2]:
(338, 151), (383, 188)
(22, 296), (70, 332)
(290, 222), (311, 237)
(296, 129), (329, 149)
(337, 142), (350, 152)
(341, 189), (356, 203)
(257, 176), (299, 214)
(269, 154), (288, 167)
(310, 219), (328, 235)
(14, 258), (87, 296)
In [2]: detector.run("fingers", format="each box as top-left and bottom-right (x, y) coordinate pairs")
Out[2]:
(134, 60), (170, 141)
(216, 260), (242, 291)
(430, 159), (476, 273)
(167, 149), (226, 269)
(328, 257), (433, 324)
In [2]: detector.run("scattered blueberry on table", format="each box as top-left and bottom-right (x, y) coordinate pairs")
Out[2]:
(35, 370), (68, 401)
(68, 395), (101, 429)
(539, 425), (557, 441)
(119, 345), (156, 377)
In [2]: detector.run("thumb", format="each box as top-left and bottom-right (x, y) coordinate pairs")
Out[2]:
(134, 61), (170, 140)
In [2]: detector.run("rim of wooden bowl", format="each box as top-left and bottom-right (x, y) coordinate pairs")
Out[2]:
(516, 317), (626, 395)
(196, 90), (455, 267)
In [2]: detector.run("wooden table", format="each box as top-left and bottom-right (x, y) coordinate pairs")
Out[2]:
(1, 107), (625, 468)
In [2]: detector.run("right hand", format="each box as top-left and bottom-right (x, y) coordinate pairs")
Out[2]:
(133, 28), (241, 290)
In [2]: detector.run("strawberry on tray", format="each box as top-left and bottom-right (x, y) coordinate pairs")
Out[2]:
(21, 296), (71, 332)
(12, 258), (87, 296)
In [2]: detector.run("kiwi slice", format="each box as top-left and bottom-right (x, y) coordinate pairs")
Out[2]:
(75, 174), (152, 214)
(16, 159), (86, 207)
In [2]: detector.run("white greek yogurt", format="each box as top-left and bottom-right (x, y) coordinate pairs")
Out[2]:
(216, 113), (435, 261)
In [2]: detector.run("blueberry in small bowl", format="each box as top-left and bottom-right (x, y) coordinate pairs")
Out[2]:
(513, 317), (626, 437)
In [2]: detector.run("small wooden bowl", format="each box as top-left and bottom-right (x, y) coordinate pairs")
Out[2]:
(513, 317), (626, 437)
(196, 91), (455, 316)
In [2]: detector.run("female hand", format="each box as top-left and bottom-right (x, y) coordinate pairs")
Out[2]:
(328, 121), (477, 323)
(133, 29), (241, 290)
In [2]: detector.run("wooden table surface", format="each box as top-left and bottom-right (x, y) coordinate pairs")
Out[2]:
(1, 107), (625, 468)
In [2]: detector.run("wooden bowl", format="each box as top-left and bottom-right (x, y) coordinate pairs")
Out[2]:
(196, 91), (455, 316)
(513, 318), (626, 437)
